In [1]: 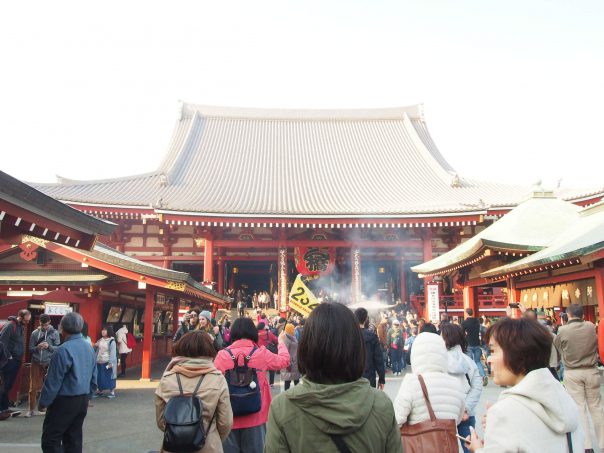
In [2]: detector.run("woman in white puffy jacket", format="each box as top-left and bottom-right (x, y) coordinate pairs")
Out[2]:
(440, 323), (483, 453)
(394, 332), (466, 451)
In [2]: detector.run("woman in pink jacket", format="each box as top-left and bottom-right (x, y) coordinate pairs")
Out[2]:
(214, 317), (290, 453)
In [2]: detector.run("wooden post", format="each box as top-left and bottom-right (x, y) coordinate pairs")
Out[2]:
(399, 255), (407, 303)
(422, 229), (433, 300)
(462, 285), (477, 318)
(278, 246), (288, 314)
(203, 237), (214, 284)
(141, 287), (156, 381)
(217, 257), (225, 294)
(351, 247), (361, 304)
(79, 294), (103, 342)
(594, 266), (604, 362)
(172, 297), (180, 336)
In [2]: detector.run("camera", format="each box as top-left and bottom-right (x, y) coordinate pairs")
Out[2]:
(508, 303), (519, 308)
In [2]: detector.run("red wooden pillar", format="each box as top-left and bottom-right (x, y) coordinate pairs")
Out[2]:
(79, 294), (103, 342)
(351, 247), (361, 304)
(463, 285), (477, 319)
(278, 246), (288, 314)
(203, 237), (214, 284)
(217, 257), (225, 294)
(594, 266), (604, 362)
(399, 256), (407, 303)
(172, 297), (180, 335)
(141, 287), (156, 381)
(422, 229), (433, 298)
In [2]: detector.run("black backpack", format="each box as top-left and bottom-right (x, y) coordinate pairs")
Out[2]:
(162, 373), (214, 453)
(224, 346), (261, 416)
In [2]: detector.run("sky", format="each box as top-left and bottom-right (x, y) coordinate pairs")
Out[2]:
(1, 0), (603, 190)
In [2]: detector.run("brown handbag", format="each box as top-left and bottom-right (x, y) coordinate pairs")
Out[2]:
(400, 374), (459, 453)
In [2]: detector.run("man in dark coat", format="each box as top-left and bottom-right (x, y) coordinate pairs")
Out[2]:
(354, 308), (386, 389)
(0, 309), (31, 420)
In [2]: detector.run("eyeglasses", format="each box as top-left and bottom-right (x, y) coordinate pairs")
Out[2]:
(189, 314), (198, 317)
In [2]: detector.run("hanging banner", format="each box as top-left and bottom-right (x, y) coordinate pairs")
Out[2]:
(289, 274), (320, 316)
(294, 247), (335, 276)
(426, 284), (440, 324)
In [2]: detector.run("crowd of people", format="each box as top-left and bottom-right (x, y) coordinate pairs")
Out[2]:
(1, 300), (604, 452)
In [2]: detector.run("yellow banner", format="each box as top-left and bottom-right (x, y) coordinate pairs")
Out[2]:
(288, 274), (320, 317)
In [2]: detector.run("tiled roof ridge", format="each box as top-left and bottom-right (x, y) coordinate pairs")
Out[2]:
(32, 171), (162, 187)
(178, 102), (425, 121)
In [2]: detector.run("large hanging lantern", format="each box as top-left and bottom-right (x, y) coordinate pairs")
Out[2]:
(294, 246), (335, 276)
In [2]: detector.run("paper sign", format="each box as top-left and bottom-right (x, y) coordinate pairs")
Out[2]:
(426, 284), (440, 324)
(288, 274), (320, 316)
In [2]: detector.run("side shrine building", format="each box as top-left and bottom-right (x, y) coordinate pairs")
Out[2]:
(32, 103), (604, 318)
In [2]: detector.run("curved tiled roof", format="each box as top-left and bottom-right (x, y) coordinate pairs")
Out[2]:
(33, 104), (604, 218)
(482, 202), (604, 278)
(412, 192), (582, 275)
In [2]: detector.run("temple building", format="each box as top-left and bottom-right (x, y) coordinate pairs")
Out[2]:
(414, 192), (604, 347)
(0, 169), (227, 389)
(30, 103), (604, 316)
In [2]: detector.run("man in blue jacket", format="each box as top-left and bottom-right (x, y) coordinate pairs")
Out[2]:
(39, 312), (96, 453)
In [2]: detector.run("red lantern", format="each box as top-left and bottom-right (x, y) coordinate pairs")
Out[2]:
(294, 247), (335, 276)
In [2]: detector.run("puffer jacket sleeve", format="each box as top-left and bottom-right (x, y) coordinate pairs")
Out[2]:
(216, 380), (234, 440)
(393, 374), (413, 425)
(464, 356), (483, 416)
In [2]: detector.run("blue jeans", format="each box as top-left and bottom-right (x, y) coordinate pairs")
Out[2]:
(457, 416), (476, 453)
(0, 358), (21, 411)
(481, 344), (491, 374)
(390, 348), (403, 373)
(466, 346), (486, 377)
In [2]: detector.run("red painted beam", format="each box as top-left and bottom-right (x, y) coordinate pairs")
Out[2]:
(213, 240), (420, 248)
(514, 269), (597, 289)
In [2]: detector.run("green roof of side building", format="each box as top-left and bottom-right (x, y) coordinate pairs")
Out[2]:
(412, 190), (581, 276)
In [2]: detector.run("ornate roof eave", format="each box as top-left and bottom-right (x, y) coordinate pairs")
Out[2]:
(13, 238), (228, 306)
(482, 241), (604, 281)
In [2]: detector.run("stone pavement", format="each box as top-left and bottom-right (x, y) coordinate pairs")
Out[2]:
(1, 362), (603, 452)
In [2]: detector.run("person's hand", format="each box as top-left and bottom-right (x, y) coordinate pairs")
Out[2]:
(466, 426), (483, 452)
(482, 401), (492, 430)
(213, 326), (220, 335)
(278, 331), (286, 343)
(378, 383), (384, 391)
(107, 364), (112, 369)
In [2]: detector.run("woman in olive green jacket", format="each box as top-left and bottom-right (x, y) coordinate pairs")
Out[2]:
(264, 303), (403, 453)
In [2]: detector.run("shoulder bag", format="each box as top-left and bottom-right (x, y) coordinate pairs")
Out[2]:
(399, 374), (458, 453)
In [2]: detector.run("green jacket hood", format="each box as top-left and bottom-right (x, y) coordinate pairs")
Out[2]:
(285, 378), (375, 435)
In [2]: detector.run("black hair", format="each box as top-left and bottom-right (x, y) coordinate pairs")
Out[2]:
(354, 307), (369, 327)
(298, 302), (365, 384)
(567, 304), (583, 319)
(440, 323), (467, 352)
(81, 321), (89, 337)
(420, 323), (438, 334)
(257, 322), (266, 330)
(101, 325), (114, 338)
(230, 317), (258, 343)
(39, 314), (51, 324)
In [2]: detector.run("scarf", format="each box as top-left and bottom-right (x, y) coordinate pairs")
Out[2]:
(166, 356), (217, 378)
